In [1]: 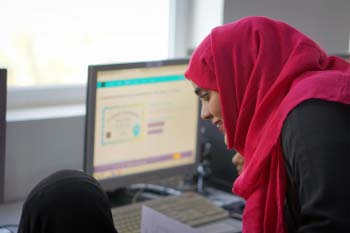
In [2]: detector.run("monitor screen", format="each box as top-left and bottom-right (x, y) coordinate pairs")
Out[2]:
(0, 69), (7, 203)
(84, 59), (199, 191)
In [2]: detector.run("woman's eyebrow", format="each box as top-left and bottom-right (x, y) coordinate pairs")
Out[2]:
(194, 87), (204, 96)
(194, 87), (209, 98)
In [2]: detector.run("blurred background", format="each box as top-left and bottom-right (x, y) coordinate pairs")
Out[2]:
(2, 0), (350, 202)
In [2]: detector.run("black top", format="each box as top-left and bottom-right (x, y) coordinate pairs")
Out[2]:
(18, 170), (118, 233)
(281, 99), (350, 233)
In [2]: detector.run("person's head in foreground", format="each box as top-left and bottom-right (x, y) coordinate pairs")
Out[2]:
(185, 16), (350, 233)
(18, 170), (118, 233)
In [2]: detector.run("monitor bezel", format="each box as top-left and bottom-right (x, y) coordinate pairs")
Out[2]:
(0, 69), (7, 203)
(84, 59), (200, 191)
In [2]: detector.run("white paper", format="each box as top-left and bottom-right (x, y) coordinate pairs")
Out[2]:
(141, 205), (199, 233)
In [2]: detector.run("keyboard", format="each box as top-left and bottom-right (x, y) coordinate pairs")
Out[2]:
(111, 192), (229, 233)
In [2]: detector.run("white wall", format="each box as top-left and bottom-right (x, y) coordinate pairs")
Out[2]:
(5, 115), (84, 202)
(223, 0), (350, 54)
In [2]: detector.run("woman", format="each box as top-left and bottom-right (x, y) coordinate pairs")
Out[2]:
(18, 170), (118, 233)
(185, 16), (350, 233)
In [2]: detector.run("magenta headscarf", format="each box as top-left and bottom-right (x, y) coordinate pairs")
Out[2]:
(185, 16), (350, 233)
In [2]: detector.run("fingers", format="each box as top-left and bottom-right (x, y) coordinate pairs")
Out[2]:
(232, 152), (244, 175)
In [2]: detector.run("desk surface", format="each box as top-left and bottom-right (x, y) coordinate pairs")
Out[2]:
(0, 201), (23, 225)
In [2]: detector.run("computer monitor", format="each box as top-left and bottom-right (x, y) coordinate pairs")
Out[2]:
(84, 59), (200, 191)
(199, 120), (238, 192)
(0, 69), (7, 203)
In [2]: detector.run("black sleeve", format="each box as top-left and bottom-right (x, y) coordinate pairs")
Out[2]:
(281, 99), (350, 233)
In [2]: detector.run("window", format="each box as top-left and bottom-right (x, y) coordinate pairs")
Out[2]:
(1, 0), (170, 86)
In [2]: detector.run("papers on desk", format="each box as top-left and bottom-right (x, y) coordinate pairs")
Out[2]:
(141, 205), (198, 233)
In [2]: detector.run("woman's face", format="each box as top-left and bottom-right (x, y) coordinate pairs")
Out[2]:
(191, 81), (245, 174)
(191, 82), (226, 141)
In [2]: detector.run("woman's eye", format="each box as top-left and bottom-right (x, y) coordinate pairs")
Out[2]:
(200, 93), (210, 101)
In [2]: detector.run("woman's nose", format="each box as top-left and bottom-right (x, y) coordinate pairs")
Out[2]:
(201, 103), (211, 120)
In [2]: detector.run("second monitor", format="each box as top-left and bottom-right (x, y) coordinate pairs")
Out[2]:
(85, 59), (200, 191)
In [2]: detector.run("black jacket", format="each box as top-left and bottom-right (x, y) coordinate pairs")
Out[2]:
(282, 99), (350, 233)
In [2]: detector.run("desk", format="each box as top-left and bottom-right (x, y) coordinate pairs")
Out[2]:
(0, 201), (23, 226)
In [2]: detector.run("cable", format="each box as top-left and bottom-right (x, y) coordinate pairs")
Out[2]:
(0, 225), (18, 228)
(131, 187), (145, 203)
(129, 183), (182, 196)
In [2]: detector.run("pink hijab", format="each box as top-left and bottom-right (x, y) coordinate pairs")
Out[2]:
(185, 16), (350, 233)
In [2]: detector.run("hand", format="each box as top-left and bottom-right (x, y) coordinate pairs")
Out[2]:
(232, 152), (244, 175)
